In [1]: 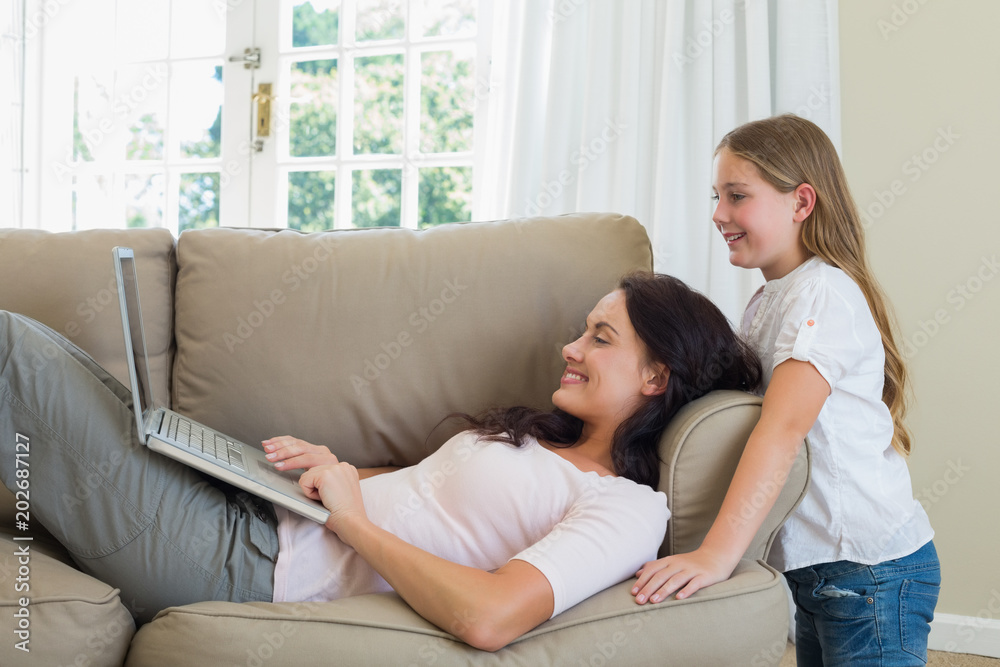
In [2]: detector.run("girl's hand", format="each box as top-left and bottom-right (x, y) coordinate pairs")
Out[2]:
(262, 436), (339, 471)
(632, 549), (735, 603)
(299, 463), (367, 535)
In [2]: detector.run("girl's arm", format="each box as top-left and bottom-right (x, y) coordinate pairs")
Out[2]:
(299, 462), (554, 652)
(263, 436), (402, 479)
(632, 359), (829, 603)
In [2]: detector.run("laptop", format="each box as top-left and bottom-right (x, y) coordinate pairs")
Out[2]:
(112, 246), (330, 523)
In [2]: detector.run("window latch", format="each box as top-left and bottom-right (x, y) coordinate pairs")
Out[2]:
(228, 47), (261, 70)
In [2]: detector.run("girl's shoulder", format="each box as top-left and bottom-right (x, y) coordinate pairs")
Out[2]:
(776, 257), (866, 308)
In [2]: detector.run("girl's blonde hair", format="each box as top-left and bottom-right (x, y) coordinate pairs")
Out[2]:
(716, 114), (912, 456)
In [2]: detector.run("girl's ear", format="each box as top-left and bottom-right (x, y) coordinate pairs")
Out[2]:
(641, 364), (670, 397)
(792, 183), (817, 222)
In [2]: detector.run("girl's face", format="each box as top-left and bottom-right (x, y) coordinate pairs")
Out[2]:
(552, 289), (665, 433)
(711, 148), (812, 281)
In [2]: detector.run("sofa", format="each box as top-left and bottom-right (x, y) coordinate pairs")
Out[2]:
(0, 212), (808, 666)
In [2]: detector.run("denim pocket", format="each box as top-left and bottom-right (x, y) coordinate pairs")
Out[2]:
(900, 579), (940, 661)
(816, 587), (877, 620)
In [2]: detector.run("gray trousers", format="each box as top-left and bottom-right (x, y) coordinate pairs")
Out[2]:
(0, 311), (278, 624)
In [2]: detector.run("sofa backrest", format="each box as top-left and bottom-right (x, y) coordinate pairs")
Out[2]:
(0, 227), (176, 403)
(170, 213), (651, 467)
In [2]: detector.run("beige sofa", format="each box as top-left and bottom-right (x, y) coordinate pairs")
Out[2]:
(0, 213), (808, 666)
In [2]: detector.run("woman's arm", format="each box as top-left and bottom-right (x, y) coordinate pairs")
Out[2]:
(263, 436), (401, 479)
(298, 462), (554, 652)
(632, 359), (829, 603)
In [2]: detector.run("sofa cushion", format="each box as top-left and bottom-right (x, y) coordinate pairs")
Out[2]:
(0, 227), (176, 402)
(171, 213), (651, 467)
(125, 560), (787, 666)
(0, 533), (135, 666)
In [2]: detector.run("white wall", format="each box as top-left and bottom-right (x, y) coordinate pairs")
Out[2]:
(839, 0), (1000, 651)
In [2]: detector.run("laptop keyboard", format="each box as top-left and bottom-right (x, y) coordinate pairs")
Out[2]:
(166, 414), (246, 472)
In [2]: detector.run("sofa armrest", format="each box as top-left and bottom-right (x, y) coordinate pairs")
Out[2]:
(657, 389), (810, 561)
(0, 532), (135, 666)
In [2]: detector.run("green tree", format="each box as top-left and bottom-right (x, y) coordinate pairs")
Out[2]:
(178, 173), (220, 231)
(293, 2), (339, 48)
(288, 170), (335, 231)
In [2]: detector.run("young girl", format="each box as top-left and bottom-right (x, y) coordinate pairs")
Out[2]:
(632, 114), (939, 666)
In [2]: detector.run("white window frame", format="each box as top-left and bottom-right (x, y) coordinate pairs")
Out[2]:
(17, 0), (494, 232)
(243, 0), (493, 229)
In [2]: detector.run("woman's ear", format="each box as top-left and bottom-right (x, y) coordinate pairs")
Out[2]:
(792, 183), (817, 222)
(641, 365), (670, 397)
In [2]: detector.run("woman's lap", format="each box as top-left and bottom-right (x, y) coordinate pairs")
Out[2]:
(0, 311), (278, 623)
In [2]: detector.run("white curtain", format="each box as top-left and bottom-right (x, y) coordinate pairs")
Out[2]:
(0, 0), (25, 228)
(477, 0), (840, 323)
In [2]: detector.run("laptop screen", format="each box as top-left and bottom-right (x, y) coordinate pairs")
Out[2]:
(114, 247), (156, 420)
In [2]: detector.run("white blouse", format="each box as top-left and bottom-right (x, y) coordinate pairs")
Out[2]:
(743, 257), (933, 572)
(271, 431), (669, 617)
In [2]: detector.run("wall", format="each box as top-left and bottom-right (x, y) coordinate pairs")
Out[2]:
(839, 0), (1000, 650)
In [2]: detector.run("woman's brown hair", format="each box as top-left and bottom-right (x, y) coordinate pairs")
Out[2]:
(457, 272), (762, 487)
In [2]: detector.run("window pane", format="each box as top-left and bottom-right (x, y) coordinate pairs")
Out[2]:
(117, 0), (169, 62)
(419, 166), (471, 227)
(354, 54), (403, 155)
(418, 0), (475, 38)
(290, 59), (338, 157)
(119, 63), (169, 161)
(420, 49), (474, 153)
(73, 71), (116, 163)
(173, 63), (223, 159)
(292, 0), (340, 48)
(171, 0), (226, 58)
(288, 170), (336, 231)
(125, 174), (165, 228)
(352, 169), (401, 227)
(178, 172), (220, 231)
(127, 112), (166, 160)
(72, 174), (114, 230)
(356, 0), (404, 42)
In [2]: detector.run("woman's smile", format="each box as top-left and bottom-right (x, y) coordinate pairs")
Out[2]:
(561, 369), (589, 384)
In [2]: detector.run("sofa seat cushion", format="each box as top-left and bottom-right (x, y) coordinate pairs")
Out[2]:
(0, 533), (135, 666)
(125, 560), (787, 666)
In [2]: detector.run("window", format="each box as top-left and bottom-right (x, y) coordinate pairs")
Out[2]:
(275, 0), (480, 230)
(25, 0), (490, 232)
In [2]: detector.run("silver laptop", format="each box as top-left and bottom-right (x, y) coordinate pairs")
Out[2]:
(113, 246), (330, 523)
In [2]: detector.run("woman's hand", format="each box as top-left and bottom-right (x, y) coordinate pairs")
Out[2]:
(299, 463), (368, 535)
(262, 436), (339, 471)
(632, 548), (735, 603)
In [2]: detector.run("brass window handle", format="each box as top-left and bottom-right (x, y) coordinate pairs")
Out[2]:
(253, 83), (272, 138)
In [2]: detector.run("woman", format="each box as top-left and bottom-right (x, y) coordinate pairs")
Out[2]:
(0, 272), (759, 651)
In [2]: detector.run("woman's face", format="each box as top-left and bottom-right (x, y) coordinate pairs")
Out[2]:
(552, 289), (665, 431)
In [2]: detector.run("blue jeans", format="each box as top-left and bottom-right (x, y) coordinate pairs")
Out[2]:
(784, 540), (940, 666)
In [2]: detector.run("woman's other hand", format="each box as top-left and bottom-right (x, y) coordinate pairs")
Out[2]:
(299, 463), (367, 535)
(262, 436), (339, 470)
